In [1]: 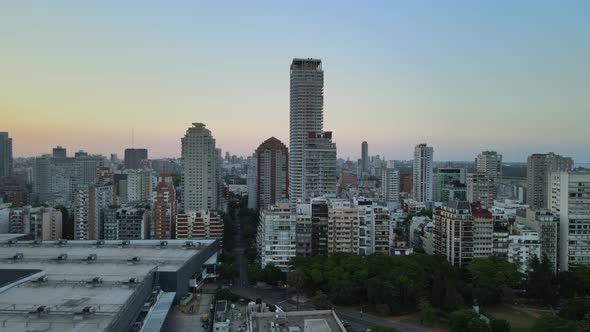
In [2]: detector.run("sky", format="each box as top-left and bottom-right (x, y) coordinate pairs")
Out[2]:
(1, 1), (589, 162)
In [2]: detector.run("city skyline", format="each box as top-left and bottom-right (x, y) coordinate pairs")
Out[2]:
(1, 1), (589, 162)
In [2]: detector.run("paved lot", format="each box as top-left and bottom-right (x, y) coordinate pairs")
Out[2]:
(163, 293), (214, 332)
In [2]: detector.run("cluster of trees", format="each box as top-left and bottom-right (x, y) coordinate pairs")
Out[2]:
(238, 196), (258, 263)
(247, 264), (286, 286)
(448, 309), (510, 332)
(289, 253), (468, 315)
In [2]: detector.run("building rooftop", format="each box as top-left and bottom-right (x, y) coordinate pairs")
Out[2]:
(0, 238), (217, 331)
(251, 310), (346, 332)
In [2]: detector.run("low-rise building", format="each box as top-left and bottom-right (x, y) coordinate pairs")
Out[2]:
(508, 226), (541, 272)
(176, 210), (224, 242)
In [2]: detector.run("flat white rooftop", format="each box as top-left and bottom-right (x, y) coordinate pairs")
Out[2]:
(0, 238), (217, 332)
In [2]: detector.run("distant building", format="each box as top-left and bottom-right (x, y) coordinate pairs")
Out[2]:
(104, 206), (149, 240)
(73, 184), (114, 240)
(526, 153), (573, 209)
(246, 154), (258, 210)
(381, 161), (400, 205)
(413, 143), (433, 202)
(52, 146), (67, 158)
(176, 210), (223, 242)
(434, 168), (466, 202)
(433, 201), (474, 268)
(400, 173), (413, 194)
(124, 148), (148, 170)
(181, 123), (218, 212)
(289, 58), (324, 207)
(549, 171), (590, 271)
(327, 200), (359, 254)
(467, 151), (501, 208)
(257, 203), (296, 271)
(126, 169), (152, 203)
(0, 177), (29, 207)
(302, 132), (337, 203)
(0, 132), (13, 178)
(310, 198), (329, 256)
(361, 141), (369, 174)
(508, 226), (541, 273)
(152, 174), (177, 239)
(8, 206), (62, 240)
(516, 208), (559, 272)
(256, 137), (288, 210)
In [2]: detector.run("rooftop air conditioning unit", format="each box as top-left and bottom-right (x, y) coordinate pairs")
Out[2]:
(91, 277), (103, 284)
(58, 239), (67, 245)
(36, 306), (50, 314)
(87, 254), (97, 261)
(121, 240), (130, 246)
(81, 306), (96, 315)
(37, 275), (49, 283)
(129, 277), (139, 284)
(95, 240), (105, 245)
(13, 253), (24, 260)
(33, 239), (42, 245)
(129, 256), (141, 262)
(7, 239), (17, 244)
(160, 241), (168, 247)
(185, 241), (195, 247)
(57, 253), (68, 260)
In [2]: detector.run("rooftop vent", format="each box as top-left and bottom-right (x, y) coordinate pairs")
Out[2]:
(57, 253), (68, 260)
(86, 254), (97, 261)
(185, 241), (195, 247)
(129, 277), (139, 284)
(129, 256), (141, 262)
(7, 239), (17, 244)
(160, 240), (168, 247)
(81, 306), (96, 315)
(121, 240), (130, 246)
(58, 239), (68, 245)
(13, 253), (24, 260)
(88, 277), (103, 284)
(31, 306), (50, 314)
(33, 239), (42, 245)
(95, 240), (105, 245)
(36, 275), (49, 283)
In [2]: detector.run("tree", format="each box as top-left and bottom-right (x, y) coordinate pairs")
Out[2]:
(218, 263), (236, 280)
(467, 318), (491, 332)
(490, 319), (511, 332)
(261, 265), (285, 286)
(312, 291), (331, 310)
(559, 299), (590, 321)
(215, 287), (237, 302)
(55, 205), (73, 239)
(418, 298), (434, 325)
(288, 269), (306, 310)
(449, 309), (481, 332)
(527, 254), (557, 305)
(468, 257), (522, 306)
(533, 315), (566, 332)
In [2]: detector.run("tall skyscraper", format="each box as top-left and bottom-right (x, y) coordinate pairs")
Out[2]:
(181, 123), (218, 213)
(548, 171), (590, 271)
(361, 141), (369, 174)
(246, 154), (258, 210)
(302, 132), (337, 202)
(381, 161), (400, 205)
(289, 58), (324, 207)
(412, 143), (434, 202)
(52, 146), (67, 158)
(527, 152), (573, 209)
(0, 132), (13, 178)
(124, 148), (148, 170)
(152, 174), (177, 239)
(467, 151), (502, 208)
(256, 137), (288, 210)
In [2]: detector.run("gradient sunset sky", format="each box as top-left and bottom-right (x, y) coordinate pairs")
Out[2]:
(1, 1), (589, 162)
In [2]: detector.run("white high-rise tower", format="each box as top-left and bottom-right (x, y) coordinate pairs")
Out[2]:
(181, 123), (218, 212)
(413, 143), (434, 202)
(289, 58), (324, 207)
